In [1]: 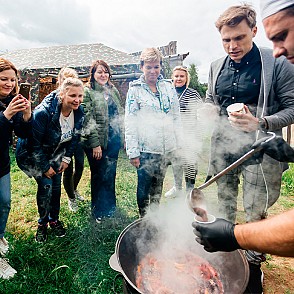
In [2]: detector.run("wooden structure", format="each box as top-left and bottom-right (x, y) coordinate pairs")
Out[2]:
(1, 41), (188, 107)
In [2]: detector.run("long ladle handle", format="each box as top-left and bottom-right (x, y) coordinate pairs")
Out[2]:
(198, 132), (276, 190)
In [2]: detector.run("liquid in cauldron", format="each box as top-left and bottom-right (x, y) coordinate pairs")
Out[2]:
(136, 250), (224, 294)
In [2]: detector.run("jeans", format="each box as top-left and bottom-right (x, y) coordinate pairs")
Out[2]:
(0, 173), (11, 238)
(137, 153), (168, 217)
(63, 143), (85, 199)
(35, 173), (62, 225)
(84, 146), (119, 219)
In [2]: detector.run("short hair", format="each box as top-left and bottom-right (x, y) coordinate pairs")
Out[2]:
(57, 67), (78, 87)
(283, 4), (294, 17)
(60, 77), (83, 93)
(0, 57), (19, 96)
(172, 65), (190, 88)
(140, 47), (163, 67)
(215, 4), (257, 31)
(88, 59), (112, 89)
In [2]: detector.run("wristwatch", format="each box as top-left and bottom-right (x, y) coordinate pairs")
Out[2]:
(258, 117), (268, 131)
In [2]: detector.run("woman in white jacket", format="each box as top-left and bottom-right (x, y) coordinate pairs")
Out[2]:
(125, 48), (182, 217)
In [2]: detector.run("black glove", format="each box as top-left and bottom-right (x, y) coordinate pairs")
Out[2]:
(192, 218), (241, 252)
(252, 135), (294, 162)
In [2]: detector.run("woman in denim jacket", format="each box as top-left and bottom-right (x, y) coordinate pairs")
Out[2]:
(125, 48), (182, 217)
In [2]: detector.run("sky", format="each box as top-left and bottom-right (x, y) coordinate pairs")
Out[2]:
(0, 0), (272, 82)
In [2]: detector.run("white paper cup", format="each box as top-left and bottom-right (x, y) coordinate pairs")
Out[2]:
(226, 103), (245, 115)
(194, 214), (216, 224)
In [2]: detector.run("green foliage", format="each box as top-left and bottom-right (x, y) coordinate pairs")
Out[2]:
(188, 63), (207, 98)
(162, 59), (172, 79)
(281, 163), (294, 198)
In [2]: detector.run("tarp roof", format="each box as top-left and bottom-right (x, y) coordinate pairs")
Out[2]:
(1, 43), (140, 70)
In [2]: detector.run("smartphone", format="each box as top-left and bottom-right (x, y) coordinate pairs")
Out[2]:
(19, 83), (31, 99)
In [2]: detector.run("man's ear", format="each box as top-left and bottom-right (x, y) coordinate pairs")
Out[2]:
(252, 26), (257, 37)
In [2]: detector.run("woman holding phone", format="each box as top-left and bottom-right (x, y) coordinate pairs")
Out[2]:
(0, 57), (32, 279)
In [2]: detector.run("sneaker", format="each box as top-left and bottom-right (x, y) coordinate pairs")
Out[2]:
(68, 198), (78, 212)
(95, 217), (102, 224)
(49, 220), (66, 237)
(244, 263), (264, 294)
(165, 186), (177, 198)
(0, 258), (17, 279)
(36, 224), (48, 243)
(74, 190), (85, 201)
(0, 237), (9, 256)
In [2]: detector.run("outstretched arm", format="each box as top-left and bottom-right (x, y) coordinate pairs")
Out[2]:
(235, 209), (294, 257)
(193, 208), (294, 257)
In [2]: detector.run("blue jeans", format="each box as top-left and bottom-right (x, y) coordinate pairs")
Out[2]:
(137, 153), (168, 217)
(35, 173), (62, 225)
(84, 146), (119, 219)
(0, 173), (11, 238)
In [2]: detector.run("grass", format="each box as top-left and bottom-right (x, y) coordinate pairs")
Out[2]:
(1, 149), (294, 293)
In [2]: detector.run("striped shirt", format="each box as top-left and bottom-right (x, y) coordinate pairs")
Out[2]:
(177, 87), (204, 181)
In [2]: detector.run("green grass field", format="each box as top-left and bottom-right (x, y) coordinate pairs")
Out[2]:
(1, 149), (293, 293)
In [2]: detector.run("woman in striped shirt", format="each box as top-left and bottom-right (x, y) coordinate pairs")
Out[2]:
(165, 66), (203, 197)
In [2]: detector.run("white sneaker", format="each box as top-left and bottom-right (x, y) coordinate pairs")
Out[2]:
(0, 238), (9, 256)
(0, 258), (17, 279)
(74, 190), (85, 201)
(165, 186), (177, 198)
(68, 198), (78, 212)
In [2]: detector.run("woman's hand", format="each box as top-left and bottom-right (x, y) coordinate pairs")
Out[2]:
(93, 146), (102, 160)
(21, 93), (32, 122)
(44, 166), (56, 179)
(227, 105), (258, 132)
(3, 94), (31, 121)
(58, 162), (69, 173)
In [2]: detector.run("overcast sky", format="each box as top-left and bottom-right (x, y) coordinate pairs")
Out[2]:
(0, 0), (272, 82)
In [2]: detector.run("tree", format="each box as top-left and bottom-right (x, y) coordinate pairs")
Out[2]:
(188, 64), (207, 99)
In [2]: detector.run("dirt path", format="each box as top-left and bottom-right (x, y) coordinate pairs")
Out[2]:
(263, 257), (294, 293)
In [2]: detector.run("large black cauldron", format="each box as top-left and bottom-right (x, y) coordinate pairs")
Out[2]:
(110, 218), (249, 294)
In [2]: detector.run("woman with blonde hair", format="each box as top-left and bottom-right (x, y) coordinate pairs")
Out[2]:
(56, 68), (85, 212)
(0, 57), (31, 278)
(125, 48), (182, 217)
(16, 77), (84, 242)
(165, 65), (203, 197)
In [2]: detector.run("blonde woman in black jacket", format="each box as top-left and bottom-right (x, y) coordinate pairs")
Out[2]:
(0, 58), (31, 279)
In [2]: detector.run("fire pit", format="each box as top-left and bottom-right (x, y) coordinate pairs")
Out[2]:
(109, 218), (249, 294)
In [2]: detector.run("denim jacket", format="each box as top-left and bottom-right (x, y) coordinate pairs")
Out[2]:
(125, 74), (182, 159)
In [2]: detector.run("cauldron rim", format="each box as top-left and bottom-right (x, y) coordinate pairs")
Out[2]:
(110, 218), (249, 294)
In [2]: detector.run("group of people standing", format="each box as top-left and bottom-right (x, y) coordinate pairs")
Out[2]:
(0, 2), (293, 293)
(0, 58), (125, 278)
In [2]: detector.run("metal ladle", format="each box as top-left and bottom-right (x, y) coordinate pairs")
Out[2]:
(187, 132), (276, 219)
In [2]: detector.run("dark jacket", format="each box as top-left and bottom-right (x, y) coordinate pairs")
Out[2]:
(16, 91), (84, 177)
(0, 95), (32, 178)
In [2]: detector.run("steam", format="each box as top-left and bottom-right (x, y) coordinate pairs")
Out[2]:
(135, 197), (226, 293)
